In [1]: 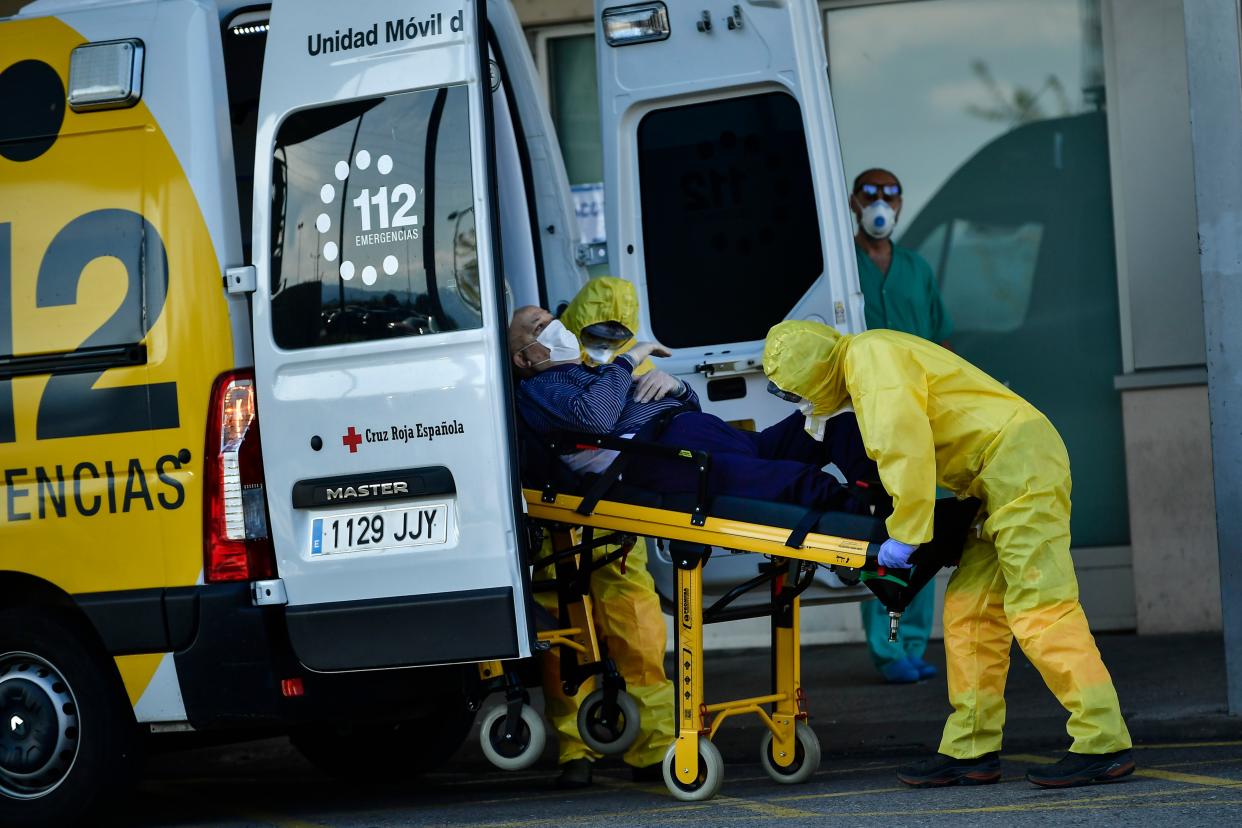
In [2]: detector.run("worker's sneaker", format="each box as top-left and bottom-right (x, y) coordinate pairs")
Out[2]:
(907, 657), (939, 679)
(555, 758), (594, 789)
(880, 658), (921, 684)
(897, 752), (1002, 787)
(1025, 750), (1135, 788)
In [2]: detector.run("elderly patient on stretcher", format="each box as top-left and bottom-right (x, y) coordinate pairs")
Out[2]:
(508, 305), (877, 511)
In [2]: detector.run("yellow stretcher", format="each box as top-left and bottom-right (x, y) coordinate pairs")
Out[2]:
(499, 428), (976, 801)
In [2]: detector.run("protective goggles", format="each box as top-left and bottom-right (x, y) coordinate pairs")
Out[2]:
(855, 182), (902, 202)
(766, 380), (803, 403)
(579, 320), (634, 350)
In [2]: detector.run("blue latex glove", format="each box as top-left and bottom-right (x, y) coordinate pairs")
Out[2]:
(877, 538), (918, 569)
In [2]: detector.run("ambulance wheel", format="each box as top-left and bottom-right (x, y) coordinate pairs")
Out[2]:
(290, 704), (476, 781)
(662, 739), (724, 802)
(0, 609), (139, 828)
(479, 704), (546, 771)
(759, 721), (821, 784)
(577, 689), (640, 756)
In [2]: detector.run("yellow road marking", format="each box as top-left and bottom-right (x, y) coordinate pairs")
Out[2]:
(592, 774), (817, 816)
(774, 784), (906, 802)
(1135, 768), (1242, 787)
(832, 796), (1242, 818)
(715, 795), (819, 818)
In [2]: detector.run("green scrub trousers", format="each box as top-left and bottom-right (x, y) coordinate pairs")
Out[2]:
(861, 584), (935, 668)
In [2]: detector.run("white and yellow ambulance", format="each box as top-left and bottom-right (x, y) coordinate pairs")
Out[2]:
(0, 0), (864, 823)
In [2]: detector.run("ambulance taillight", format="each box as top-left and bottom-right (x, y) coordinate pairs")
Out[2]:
(204, 371), (276, 582)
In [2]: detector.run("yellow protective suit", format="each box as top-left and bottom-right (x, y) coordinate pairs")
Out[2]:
(539, 276), (673, 768)
(764, 322), (1131, 758)
(561, 276), (654, 376)
(535, 538), (673, 767)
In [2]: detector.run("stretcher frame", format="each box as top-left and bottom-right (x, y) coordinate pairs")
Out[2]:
(523, 486), (881, 795)
(472, 525), (646, 769)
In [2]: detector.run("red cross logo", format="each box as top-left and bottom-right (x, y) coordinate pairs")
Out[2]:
(342, 426), (362, 453)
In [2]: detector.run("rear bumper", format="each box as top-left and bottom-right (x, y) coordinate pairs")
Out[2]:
(285, 586), (518, 671)
(168, 583), (473, 731)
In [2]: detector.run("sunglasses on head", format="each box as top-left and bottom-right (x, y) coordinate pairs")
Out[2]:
(855, 182), (902, 202)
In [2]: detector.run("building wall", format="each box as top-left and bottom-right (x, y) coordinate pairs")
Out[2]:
(512, 0), (590, 26)
(1122, 384), (1222, 633)
(1102, 0), (1220, 633)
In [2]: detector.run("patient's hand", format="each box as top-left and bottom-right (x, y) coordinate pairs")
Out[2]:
(633, 369), (684, 403)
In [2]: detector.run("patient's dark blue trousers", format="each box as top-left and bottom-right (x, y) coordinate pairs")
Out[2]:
(624, 411), (877, 511)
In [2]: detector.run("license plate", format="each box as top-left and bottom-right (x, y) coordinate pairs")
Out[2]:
(310, 504), (448, 556)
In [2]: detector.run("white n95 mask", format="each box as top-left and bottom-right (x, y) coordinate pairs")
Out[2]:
(797, 400), (828, 442)
(535, 319), (581, 363)
(861, 200), (897, 240)
(584, 346), (616, 365)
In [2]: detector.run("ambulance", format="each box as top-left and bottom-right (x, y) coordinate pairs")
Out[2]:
(0, 0), (863, 823)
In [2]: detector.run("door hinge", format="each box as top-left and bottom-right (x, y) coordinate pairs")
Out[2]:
(226, 265), (257, 295)
(252, 578), (288, 606)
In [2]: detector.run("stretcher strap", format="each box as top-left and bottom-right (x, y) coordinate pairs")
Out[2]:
(784, 507), (824, 549)
(574, 405), (687, 517)
(576, 448), (638, 517)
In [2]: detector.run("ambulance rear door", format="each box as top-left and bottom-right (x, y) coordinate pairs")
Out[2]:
(594, 1), (867, 602)
(595, 2), (862, 390)
(250, 0), (532, 671)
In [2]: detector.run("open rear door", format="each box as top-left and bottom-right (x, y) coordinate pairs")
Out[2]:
(595, 1), (861, 378)
(594, 2), (869, 604)
(250, 0), (531, 671)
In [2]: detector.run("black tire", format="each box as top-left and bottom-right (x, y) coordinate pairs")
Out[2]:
(291, 702), (476, 781)
(0, 609), (140, 828)
(576, 689), (640, 756)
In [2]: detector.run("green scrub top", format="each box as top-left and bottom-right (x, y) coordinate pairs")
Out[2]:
(855, 241), (953, 343)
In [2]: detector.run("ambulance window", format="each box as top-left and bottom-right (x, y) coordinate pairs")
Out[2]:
(269, 86), (480, 348)
(636, 93), (822, 348)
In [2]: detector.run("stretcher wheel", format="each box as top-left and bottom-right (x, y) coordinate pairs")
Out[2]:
(662, 739), (724, 802)
(577, 688), (641, 755)
(479, 703), (546, 771)
(759, 721), (821, 784)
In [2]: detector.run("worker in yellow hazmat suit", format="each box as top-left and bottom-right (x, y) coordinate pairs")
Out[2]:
(763, 321), (1134, 789)
(537, 277), (675, 788)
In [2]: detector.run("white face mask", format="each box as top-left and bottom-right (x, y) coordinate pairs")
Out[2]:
(795, 399), (828, 442)
(584, 346), (616, 365)
(523, 319), (581, 365)
(860, 200), (897, 240)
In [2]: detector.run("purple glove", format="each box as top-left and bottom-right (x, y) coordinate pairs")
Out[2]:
(877, 538), (918, 569)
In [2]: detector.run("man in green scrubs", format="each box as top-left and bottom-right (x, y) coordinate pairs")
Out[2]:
(852, 168), (952, 683)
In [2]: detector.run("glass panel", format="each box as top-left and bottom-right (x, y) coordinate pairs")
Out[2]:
(548, 33), (602, 186)
(269, 86), (480, 349)
(636, 92), (822, 348)
(827, 0), (1127, 547)
(928, 219), (1042, 333)
(547, 33), (609, 274)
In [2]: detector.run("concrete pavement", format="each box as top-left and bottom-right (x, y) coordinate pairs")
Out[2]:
(109, 633), (1242, 826)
